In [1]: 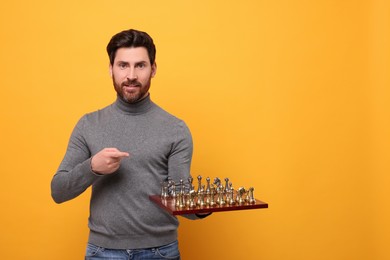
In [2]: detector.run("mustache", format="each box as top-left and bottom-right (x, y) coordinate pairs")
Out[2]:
(122, 79), (142, 87)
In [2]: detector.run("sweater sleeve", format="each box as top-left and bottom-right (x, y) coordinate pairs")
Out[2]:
(167, 120), (193, 184)
(168, 121), (211, 220)
(51, 116), (101, 203)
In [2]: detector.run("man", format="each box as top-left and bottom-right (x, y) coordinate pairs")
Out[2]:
(51, 29), (210, 260)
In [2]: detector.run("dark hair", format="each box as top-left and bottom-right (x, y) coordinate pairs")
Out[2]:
(106, 29), (156, 65)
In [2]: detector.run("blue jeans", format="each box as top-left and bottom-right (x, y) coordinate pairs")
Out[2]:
(85, 240), (180, 260)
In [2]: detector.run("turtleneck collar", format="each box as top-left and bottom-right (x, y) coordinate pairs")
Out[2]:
(113, 93), (154, 115)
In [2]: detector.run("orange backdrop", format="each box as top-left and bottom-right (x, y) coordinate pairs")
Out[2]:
(0, 0), (389, 259)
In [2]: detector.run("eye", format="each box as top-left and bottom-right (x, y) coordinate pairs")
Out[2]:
(118, 63), (128, 69)
(136, 63), (146, 69)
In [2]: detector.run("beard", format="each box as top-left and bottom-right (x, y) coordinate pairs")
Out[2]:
(113, 75), (151, 104)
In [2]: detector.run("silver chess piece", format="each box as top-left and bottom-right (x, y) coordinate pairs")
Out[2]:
(205, 177), (211, 195)
(224, 178), (230, 194)
(217, 185), (226, 205)
(161, 181), (169, 199)
(175, 192), (180, 207)
(209, 185), (217, 207)
(197, 175), (202, 194)
(178, 179), (186, 208)
(213, 177), (221, 187)
(170, 180), (176, 198)
(227, 182), (235, 205)
(236, 187), (246, 205)
(247, 187), (256, 204)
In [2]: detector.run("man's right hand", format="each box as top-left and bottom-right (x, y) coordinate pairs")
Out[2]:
(91, 148), (130, 175)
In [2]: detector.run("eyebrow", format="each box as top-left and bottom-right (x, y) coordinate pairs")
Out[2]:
(116, 61), (129, 65)
(116, 60), (148, 65)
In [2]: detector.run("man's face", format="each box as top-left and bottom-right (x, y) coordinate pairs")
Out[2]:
(110, 47), (157, 103)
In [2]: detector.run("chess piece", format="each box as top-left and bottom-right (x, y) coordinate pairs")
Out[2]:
(197, 185), (206, 207)
(197, 175), (202, 194)
(227, 182), (235, 205)
(236, 187), (246, 205)
(160, 181), (169, 199)
(224, 178), (230, 194)
(188, 176), (195, 192)
(213, 177), (221, 187)
(209, 185), (217, 207)
(184, 178), (192, 206)
(217, 185), (226, 205)
(247, 187), (256, 204)
(205, 177), (211, 195)
(204, 177), (211, 206)
(170, 181), (176, 198)
(175, 192), (180, 207)
(178, 179), (186, 208)
(188, 190), (197, 208)
(186, 192), (191, 207)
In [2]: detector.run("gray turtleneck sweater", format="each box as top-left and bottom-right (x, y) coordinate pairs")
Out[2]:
(51, 94), (198, 249)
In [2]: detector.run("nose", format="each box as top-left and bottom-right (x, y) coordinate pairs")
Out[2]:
(127, 67), (138, 81)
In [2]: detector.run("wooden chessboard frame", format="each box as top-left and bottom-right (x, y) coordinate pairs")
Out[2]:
(149, 195), (268, 215)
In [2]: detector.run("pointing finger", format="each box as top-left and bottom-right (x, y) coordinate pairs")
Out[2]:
(110, 151), (130, 158)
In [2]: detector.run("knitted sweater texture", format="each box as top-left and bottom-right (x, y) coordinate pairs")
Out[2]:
(51, 95), (195, 249)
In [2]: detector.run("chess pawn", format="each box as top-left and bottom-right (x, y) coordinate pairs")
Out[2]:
(160, 182), (164, 198)
(247, 187), (256, 204)
(179, 194), (186, 208)
(225, 190), (230, 203)
(179, 179), (185, 194)
(197, 185), (206, 207)
(215, 185), (221, 205)
(175, 193), (180, 207)
(161, 181), (169, 199)
(228, 191), (235, 205)
(175, 180), (182, 207)
(197, 175), (202, 194)
(224, 178), (230, 194)
(178, 179), (186, 208)
(236, 187), (242, 204)
(209, 185), (217, 207)
(185, 192), (191, 207)
(205, 193), (211, 206)
(174, 183), (180, 208)
(217, 185), (226, 205)
(205, 177), (211, 195)
(170, 181), (176, 198)
(227, 183), (235, 205)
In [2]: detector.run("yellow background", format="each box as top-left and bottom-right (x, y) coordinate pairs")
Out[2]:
(0, 0), (389, 259)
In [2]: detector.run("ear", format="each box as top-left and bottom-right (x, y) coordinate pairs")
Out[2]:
(109, 63), (113, 77)
(151, 62), (157, 78)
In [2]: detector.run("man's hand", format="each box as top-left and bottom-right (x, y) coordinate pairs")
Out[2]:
(91, 148), (130, 175)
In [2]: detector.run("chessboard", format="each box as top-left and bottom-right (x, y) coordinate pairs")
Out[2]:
(150, 175), (268, 215)
(149, 195), (268, 215)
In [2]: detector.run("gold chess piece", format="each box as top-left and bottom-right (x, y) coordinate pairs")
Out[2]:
(197, 185), (206, 207)
(188, 190), (197, 208)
